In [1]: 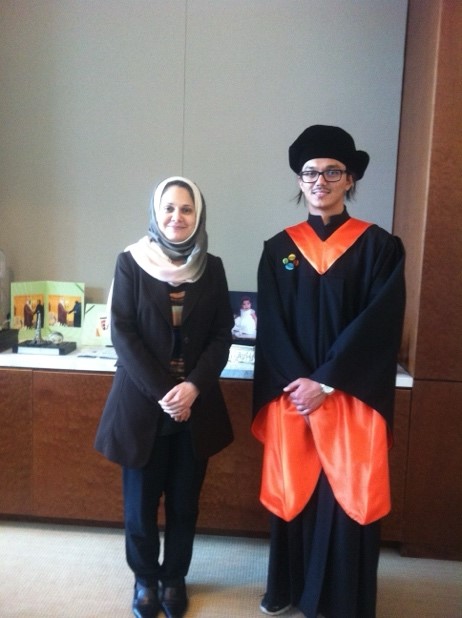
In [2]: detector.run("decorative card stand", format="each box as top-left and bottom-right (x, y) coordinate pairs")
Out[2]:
(10, 280), (85, 347)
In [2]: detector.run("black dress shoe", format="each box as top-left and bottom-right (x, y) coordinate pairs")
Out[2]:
(132, 582), (161, 618)
(259, 593), (291, 615)
(159, 582), (188, 618)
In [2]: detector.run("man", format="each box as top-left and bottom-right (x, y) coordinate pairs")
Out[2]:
(252, 125), (405, 617)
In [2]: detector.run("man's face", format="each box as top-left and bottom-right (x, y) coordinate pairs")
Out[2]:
(298, 158), (353, 219)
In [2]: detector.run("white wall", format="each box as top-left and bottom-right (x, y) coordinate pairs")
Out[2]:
(0, 0), (408, 303)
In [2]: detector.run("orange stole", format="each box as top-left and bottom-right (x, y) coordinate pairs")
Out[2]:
(285, 218), (372, 274)
(252, 393), (391, 524)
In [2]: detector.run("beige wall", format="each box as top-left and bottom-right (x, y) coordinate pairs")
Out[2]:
(0, 0), (408, 310)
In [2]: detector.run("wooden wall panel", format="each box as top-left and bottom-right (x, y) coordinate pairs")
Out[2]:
(414, 0), (462, 381)
(394, 0), (462, 380)
(392, 0), (462, 559)
(393, 0), (441, 376)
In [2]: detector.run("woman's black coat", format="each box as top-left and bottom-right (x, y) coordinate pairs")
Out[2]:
(94, 251), (234, 468)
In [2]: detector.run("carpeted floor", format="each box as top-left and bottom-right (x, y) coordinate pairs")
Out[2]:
(0, 522), (460, 617)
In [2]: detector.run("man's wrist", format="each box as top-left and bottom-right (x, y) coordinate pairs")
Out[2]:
(319, 383), (335, 395)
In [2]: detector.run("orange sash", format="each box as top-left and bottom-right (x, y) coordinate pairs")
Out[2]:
(285, 218), (372, 274)
(252, 393), (391, 524)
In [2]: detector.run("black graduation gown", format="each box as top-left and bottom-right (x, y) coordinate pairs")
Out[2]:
(253, 210), (405, 618)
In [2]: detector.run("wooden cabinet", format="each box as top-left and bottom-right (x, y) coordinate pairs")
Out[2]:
(0, 368), (33, 515)
(0, 367), (410, 542)
(402, 381), (462, 559)
(32, 371), (123, 523)
(199, 378), (268, 535)
(380, 388), (411, 542)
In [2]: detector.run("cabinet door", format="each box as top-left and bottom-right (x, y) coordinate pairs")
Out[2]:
(0, 368), (33, 515)
(402, 381), (462, 559)
(381, 388), (411, 542)
(198, 379), (269, 535)
(32, 370), (123, 523)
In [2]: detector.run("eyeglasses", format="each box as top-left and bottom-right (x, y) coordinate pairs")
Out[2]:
(299, 169), (348, 183)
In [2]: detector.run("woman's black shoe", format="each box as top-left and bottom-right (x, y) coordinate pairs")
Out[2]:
(132, 582), (161, 618)
(159, 581), (189, 618)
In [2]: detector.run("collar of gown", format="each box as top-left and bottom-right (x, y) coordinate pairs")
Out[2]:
(308, 208), (350, 240)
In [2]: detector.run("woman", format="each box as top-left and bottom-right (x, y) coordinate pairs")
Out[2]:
(252, 125), (405, 617)
(95, 177), (234, 618)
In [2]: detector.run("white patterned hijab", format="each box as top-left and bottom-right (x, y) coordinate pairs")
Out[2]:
(126, 176), (208, 286)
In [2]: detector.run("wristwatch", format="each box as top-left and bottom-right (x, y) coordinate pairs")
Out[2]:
(319, 383), (335, 395)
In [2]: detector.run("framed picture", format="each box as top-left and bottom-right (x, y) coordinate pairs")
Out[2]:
(80, 303), (112, 347)
(229, 290), (257, 346)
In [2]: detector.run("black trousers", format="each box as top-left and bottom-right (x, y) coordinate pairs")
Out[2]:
(123, 429), (208, 587)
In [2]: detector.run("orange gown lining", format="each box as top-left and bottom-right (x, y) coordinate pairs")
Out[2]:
(252, 394), (390, 524)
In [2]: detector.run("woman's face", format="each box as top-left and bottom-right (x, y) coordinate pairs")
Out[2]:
(158, 185), (196, 243)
